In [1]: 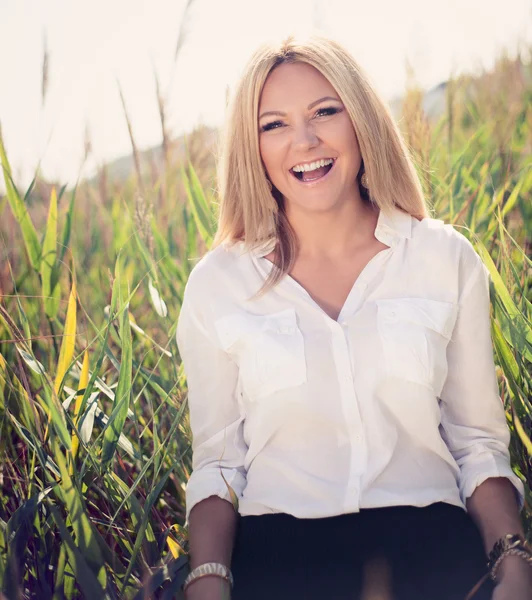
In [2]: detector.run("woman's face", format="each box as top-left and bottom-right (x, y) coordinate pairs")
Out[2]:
(258, 61), (362, 214)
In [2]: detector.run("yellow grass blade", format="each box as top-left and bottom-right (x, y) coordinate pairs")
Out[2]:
(0, 353), (6, 409)
(220, 470), (239, 513)
(513, 406), (532, 456)
(165, 524), (187, 558)
(54, 280), (77, 395)
(70, 350), (89, 467)
(166, 535), (181, 559)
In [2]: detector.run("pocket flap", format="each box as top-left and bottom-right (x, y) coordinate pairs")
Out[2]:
(261, 307), (298, 335)
(376, 297), (458, 339)
(214, 308), (298, 350)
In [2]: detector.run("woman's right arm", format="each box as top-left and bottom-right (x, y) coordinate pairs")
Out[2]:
(176, 261), (249, 600)
(185, 496), (238, 600)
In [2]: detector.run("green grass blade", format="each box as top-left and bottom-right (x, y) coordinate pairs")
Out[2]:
(182, 163), (214, 246)
(59, 184), (76, 263)
(49, 504), (108, 599)
(52, 439), (107, 587)
(41, 187), (60, 318)
(101, 262), (133, 471)
(475, 238), (532, 361)
(0, 127), (41, 270)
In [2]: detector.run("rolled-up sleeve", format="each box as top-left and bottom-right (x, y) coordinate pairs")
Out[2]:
(176, 265), (248, 524)
(439, 238), (525, 510)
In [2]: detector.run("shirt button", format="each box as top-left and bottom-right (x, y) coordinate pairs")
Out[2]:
(341, 321), (348, 328)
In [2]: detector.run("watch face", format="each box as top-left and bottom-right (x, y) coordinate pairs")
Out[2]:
(488, 534), (526, 569)
(507, 534), (523, 549)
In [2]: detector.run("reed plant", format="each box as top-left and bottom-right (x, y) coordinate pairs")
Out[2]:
(0, 43), (530, 599)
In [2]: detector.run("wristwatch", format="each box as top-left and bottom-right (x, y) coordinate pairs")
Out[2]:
(182, 561), (234, 591)
(487, 533), (532, 581)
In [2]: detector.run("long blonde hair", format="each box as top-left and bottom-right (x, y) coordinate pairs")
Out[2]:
(212, 33), (430, 294)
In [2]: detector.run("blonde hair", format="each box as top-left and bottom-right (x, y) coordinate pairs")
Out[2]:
(212, 33), (430, 294)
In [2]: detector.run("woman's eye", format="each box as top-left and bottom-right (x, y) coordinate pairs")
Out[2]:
(261, 120), (283, 132)
(260, 107), (339, 132)
(315, 107), (339, 118)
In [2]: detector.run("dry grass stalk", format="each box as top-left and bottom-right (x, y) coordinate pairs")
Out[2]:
(153, 64), (170, 174)
(400, 61), (432, 199)
(446, 74), (456, 159)
(134, 191), (154, 257)
(173, 0), (197, 63)
(41, 33), (49, 107)
(184, 124), (216, 188)
(464, 50), (528, 178)
(83, 120), (93, 165)
(152, 63), (169, 208)
(117, 80), (144, 194)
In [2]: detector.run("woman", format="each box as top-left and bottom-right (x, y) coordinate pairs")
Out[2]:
(176, 34), (531, 600)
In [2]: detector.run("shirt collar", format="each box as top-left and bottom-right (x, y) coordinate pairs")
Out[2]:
(373, 205), (413, 247)
(250, 205), (413, 258)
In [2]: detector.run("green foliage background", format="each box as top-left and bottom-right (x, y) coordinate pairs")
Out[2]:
(0, 48), (531, 599)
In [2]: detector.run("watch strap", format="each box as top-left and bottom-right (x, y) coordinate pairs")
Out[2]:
(182, 561), (234, 591)
(487, 533), (532, 582)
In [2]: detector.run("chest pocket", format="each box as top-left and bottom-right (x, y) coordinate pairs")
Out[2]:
(375, 297), (458, 396)
(214, 307), (307, 400)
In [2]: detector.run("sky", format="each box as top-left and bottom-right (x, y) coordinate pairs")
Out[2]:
(1, 0), (531, 191)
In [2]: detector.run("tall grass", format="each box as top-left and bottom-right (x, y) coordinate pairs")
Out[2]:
(0, 44), (531, 598)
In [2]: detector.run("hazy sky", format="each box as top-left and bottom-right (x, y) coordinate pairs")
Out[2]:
(1, 0), (531, 191)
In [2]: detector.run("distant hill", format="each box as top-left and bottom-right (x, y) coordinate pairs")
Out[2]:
(85, 125), (218, 186)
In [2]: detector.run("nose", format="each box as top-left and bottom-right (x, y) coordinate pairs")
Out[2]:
(292, 120), (319, 151)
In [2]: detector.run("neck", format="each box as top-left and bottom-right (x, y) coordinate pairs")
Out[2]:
(284, 196), (379, 261)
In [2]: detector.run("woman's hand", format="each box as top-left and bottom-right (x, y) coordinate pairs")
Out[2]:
(184, 576), (232, 600)
(491, 556), (532, 600)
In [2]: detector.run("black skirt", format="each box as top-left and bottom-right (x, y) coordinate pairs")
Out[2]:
(230, 502), (494, 600)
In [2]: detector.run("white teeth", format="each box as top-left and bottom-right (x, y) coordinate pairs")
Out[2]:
(292, 158), (334, 172)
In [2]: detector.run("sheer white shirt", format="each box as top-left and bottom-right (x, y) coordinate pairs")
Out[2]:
(176, 206), (525, 524)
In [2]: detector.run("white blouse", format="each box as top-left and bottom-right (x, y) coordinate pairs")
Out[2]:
(176, 206), (525, 524)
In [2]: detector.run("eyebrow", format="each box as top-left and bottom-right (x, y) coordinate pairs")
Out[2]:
(258, 96), (341, 120)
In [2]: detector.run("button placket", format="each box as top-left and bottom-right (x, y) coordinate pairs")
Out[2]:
(330, 321), (366, 502)
(331, 260), (384, 510)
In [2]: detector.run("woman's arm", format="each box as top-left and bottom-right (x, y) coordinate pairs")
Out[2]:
(185, 496), (238, 600)
(438, 238), (530, 593)
(438, 235), (527, 589)
(438, 238), (524, 511)
(467, 477), (532, 590)
(176, 260), (249, 599)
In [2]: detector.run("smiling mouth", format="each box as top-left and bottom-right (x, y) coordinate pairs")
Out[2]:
(290, 159), (336, 183)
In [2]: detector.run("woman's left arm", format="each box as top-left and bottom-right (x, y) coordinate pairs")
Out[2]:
(466, 477), (532, 594)
(438, 237), (529, 594)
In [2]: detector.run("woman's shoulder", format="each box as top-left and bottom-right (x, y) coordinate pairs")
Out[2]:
(407, 214), (486, 300)
(182, 240), (252, 295)
(412, 212), (482, 266)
